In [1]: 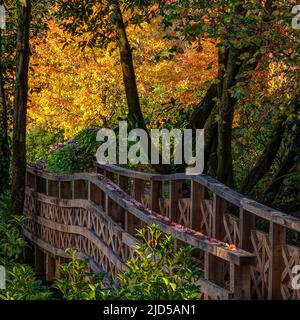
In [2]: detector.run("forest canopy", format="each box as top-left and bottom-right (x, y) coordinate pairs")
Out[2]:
(0, 0), (299, 215)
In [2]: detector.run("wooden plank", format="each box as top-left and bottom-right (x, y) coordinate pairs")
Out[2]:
(193, 175), (243, 207)
(105, 170), (115, 182)
(60, 181), (72, 199)
(118, 175), (129, 192)
(74, 180), (87, 199)
(34, 245), (45, 277)
(268, 222), (286, 299)
(150, 181), (161, 213)
(122, 232), (142, 249)
(90, 182), (102, 206)
(191, 181), (205, 230)
(48, 180), (59, 198)
(26, 172), (37, 189)
(125, 211), (141, 236)
(169, 180), (182, 221)
(206, 194), (227, 286)
(28, 164), (300, 233)
(24, 227), (127, 274)
(239, 207), (255, 252)
(133, 178), (144, 202)
(37, 176), (47, 194)
(242, 198), (300, 232)
(212, 194), (227, 239)
(24, 187), (255, 265)
(45, 253), (56, 281)
(196, 277), (233, 300)
(230, 263), (251, 300)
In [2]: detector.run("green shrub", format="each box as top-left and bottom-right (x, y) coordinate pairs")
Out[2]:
(53, 248), (107, 300)
(0, 192), (25, 262)
(0, 264), (52, 300)
(48, 128), (99, 174)
(27, 126), (64, 163)
(112, 224), (200, 300)
(54, 225), (200, 300)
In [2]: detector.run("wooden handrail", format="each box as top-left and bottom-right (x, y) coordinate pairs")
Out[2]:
(24, 164), (258, 300)
(94, 163), (300, 232)
(24, 163), (300, 300)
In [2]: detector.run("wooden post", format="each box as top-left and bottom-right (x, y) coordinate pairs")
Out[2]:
(230, 263), (251, 300)
(125, 211), (140, 236)
(71, 180), (75, 199)
(55, 258), (61, 279)
(118, 175), (129, 192)
(23, 242), (34, 266)
(211, 194), (226, 239)
(88, 181), (91, 201)
(114, 203), (125, 228)
(105, 170), (114, 181)
(191, 180), (205, 230)
(90, 183), (103, 206)
(133, 178), (144, 202)
(26, 172), (37, 190)
(35, 246), (45, 277)
(74, 180), (87, 199)
(37, 177), (47, 194)
(96, 166), (105, 175)
(46, 253), (56, 281)
(46, 179), (49, 196)
(205, 194), (227, 286)
(239, 207), (255, 251)
(60, 181), (72, 199)
(169, 180), (182, 221)
(150, 181), (161, 213)
(48, 180), (59, 198)
(268, 222), (286, 299)
(58, 181), (61, 199)
(123, 178), (144, 233)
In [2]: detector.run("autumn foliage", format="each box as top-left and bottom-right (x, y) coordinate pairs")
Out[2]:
(28, 19), (217, 136)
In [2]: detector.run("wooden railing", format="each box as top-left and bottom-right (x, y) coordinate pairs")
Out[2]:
(22, 163), (300, 300)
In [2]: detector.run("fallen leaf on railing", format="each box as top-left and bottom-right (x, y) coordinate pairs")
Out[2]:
(226, 244), (237, 251)
(194, 231), (204, 237)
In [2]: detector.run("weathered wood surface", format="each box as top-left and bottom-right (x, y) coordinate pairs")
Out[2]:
(24, 163), (300, 300)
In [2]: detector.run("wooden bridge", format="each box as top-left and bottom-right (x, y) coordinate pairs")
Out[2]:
(23, 163), (300, 300)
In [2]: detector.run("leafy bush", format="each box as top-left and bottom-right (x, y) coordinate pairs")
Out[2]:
(111, 224), (200, 300)
(53, 248), (107, 300)
(0, 192), (25, 262)
(0, 193), (52, 301)
(27, 126), (64, 163)
(0, 264), (52, 300)
(54, 225), (200, 300)
(48, 128), (99, 173)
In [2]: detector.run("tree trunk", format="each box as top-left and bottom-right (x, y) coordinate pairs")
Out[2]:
(0, 27), (9, 194)
(240, 116), (287, 195)
(110, 1), (171, 174)
(190, 83), (218, 130)
(265, 128), (299, 202)
(10, 0), (31, 215)
(216, 47), (240, 187)
(111, 0), (146, 130)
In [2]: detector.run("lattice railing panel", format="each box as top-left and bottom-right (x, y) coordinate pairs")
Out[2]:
(281, 245), (300, 300)
(250, 230), (270, 299)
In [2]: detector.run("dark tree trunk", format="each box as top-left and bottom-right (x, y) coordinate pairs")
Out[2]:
(10, 0), (31, 215)
(190, 83), (218, 130)
(0, 27), (9, 193)
(110, 1), (171, 174)
(111, 0), (146, 130)
(265, 128), (300, 202)
(240, 116), (287, 195)
(216, 47), (240, 187)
